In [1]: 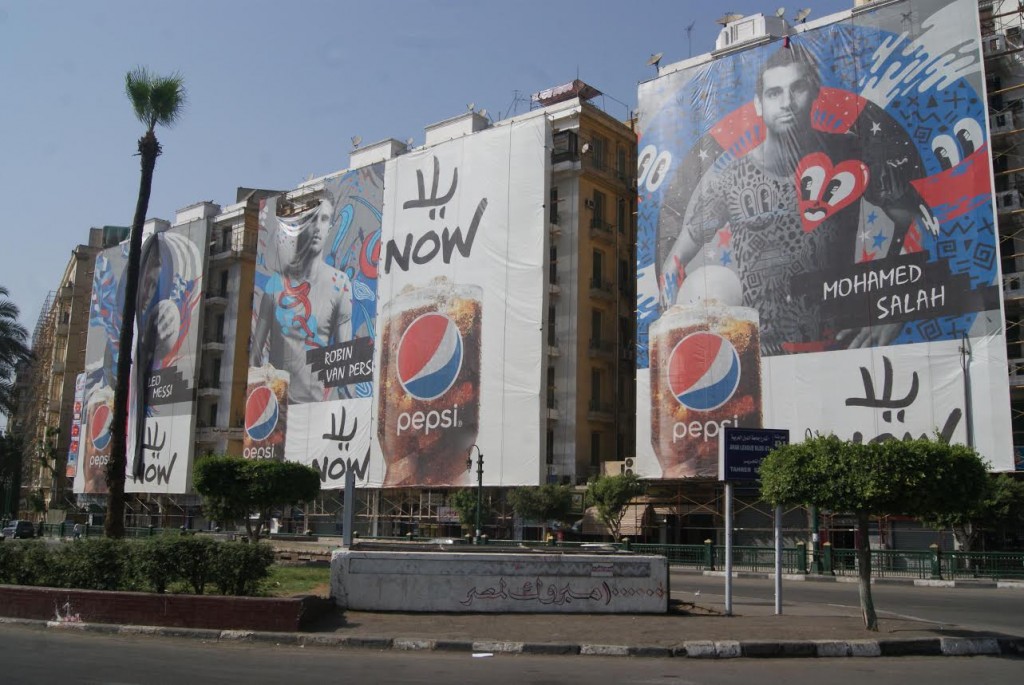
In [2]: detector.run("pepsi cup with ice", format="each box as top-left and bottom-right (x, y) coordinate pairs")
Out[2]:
(243, 366), (289, 460)
(377, 282), (482, 487)
(82, 386), (115, 494)
(649, 304), (762, 478)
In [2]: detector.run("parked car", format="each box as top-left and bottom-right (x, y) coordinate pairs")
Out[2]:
(1, 520), (36, 540)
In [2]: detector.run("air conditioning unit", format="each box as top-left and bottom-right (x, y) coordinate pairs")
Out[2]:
(984, 33), (1006, 57)
(602, 460), (626, 476)
(584, 199), (596, 210)
(992, 111), (1015, 134)
(997, 189), (1022, 212)
(623, 457), (635, 475)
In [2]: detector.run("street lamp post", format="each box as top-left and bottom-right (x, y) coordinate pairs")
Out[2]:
(466, 445), (483, 544)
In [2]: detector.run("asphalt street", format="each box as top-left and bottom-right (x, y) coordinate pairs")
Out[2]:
(1, 624), (1021, 685)
(670, 571), (1024, 636)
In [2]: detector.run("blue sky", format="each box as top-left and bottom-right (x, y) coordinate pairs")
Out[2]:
(0, 0), (852, 332)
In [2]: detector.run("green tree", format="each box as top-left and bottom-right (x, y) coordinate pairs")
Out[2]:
(107, 68), (187, 539)
(0, 285), (31, 417)
(447, 488), (482, 534)
(586, 472), (645, 541)
(760, 435), (988, 631)
(193, 455), (321, 541)
(507, 483), (574, 537)
(921, 473), (1024, 552)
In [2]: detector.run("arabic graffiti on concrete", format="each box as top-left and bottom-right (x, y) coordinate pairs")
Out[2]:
(459, 578), (666, 608)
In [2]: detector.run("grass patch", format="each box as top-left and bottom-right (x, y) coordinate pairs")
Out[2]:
(264, 563), (331, 597)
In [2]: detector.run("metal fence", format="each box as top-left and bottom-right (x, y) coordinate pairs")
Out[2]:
(22, 526), (1024, 580)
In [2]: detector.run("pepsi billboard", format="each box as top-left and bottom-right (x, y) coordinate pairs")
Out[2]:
(636, 0), (1015, 478)
(371, 113), (549, 487)
(74, 220), (208, 495)
(247, 164), (383, 488)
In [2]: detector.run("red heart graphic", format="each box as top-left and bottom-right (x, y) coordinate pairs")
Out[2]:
(795, 152), (869, 232)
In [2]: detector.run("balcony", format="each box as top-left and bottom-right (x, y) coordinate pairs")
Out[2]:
(588, 277), (614, 300)
(202, 338), (226, 353)
(589, 218), (614, 242)
(587, 399), (614, 422)
(197, 377), (221, 398)
(546, 393), (560, 421)
(205, 291), (228, 308)
(588, 338), (615, 359)
(549, 211), (562, 237)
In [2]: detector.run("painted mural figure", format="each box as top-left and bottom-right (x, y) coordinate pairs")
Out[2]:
(250, 197), (354, 404)
(657, 46), (938, 356)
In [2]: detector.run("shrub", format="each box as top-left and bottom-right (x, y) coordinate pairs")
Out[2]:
(0, 542), (22, 584)
(210, 541), (275, 596)
(134, 534), (183, 594)
(60, 538), (136, 591)
(172, 535), (218, 594)
(13, 541), (58, 587)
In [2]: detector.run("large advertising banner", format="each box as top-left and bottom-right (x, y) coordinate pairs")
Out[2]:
(636, 0), (1015, 478)
(371, 113), (548, 488)
(246, 164), (384, 489)
(73, 221), (206, 494)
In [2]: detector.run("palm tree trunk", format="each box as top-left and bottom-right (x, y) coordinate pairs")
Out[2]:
(106, 130), (160, 539)
(856, 510), (878, 631)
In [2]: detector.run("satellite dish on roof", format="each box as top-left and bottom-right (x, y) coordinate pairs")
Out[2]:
(776, 7), (786, 18)
(794, 8), (811, 22)
(350, 136), (362, 148)
(478, 108), (488, 119)
(467, 102), (475, 111)
(647, 52), (663, 74)
(716, 12), (744, 25)
(405, 137), (414, 148)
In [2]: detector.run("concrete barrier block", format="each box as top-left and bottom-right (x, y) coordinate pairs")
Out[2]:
(580, 644), (630, 656)
(847, 640), (882, 657)
(939, 637), (1000, 656)
(815, 640), (852, 657)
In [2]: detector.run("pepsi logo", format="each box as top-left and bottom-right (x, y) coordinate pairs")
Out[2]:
(397, 312), (463, 401)
(667, 332), (741, 411)
(90, 403), (113, 451)
(245, 386), (279, 442)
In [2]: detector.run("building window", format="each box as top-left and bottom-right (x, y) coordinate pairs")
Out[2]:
(592, 249), (604, 288)
(208, 402), (218, 427)
(616, 147), (628, 178)
(591, 368), (602, 405)
(219, 270), (228, 296)
(546, 429), (555, 465)
(549, 246), (558, 284)
(548, 305), (556, 346)
(591, 135), (607, 170)
(591, 309), (603, 346)
(215, 314), (225, 343)
(592, 189), (606, 225)
(549, 187), (559, 224)
(617, 197), (627, 233)
(590, 431), (601, 468)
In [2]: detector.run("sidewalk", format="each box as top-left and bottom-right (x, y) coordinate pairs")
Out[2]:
(7, 589), (1023, 659)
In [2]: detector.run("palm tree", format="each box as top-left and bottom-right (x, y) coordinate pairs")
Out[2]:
(106, 67), (186, 538)
(0, 285), (31, 417)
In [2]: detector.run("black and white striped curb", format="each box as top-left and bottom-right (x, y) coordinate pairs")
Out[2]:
(3, 617), (1023, 659)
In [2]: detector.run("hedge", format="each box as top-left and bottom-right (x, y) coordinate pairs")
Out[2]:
(0, 536), (275, 596)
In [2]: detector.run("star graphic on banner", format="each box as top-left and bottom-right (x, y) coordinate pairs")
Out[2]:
(860, 247), (876, 263)
(699, 148), (709, 161)
(872, 232), (887, 249)
(870, 121), (881, 135)
(720, 250), (732, 267)
(867, 210), (878, 225)
(858, 227), (873, 244)
(717, 227), (732, 247)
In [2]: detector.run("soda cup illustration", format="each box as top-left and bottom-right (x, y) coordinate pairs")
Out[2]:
(82, 385), (115, 494)
(243, 365), (290, 460)
(649, 304), (762, 478)
(377, 282), (482, 487)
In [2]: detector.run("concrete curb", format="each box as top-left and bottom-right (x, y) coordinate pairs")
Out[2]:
(4, 616), (1024, 659)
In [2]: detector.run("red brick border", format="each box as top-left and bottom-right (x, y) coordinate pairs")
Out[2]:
(0, 585), (332, 632)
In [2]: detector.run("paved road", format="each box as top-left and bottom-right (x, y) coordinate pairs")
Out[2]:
(1, 624), (1021, 684)
(669, 571), (1024, 636)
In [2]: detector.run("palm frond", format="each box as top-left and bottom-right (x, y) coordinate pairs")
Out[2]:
(125, 66), (186, 132)
(125, 67), (154, 126)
